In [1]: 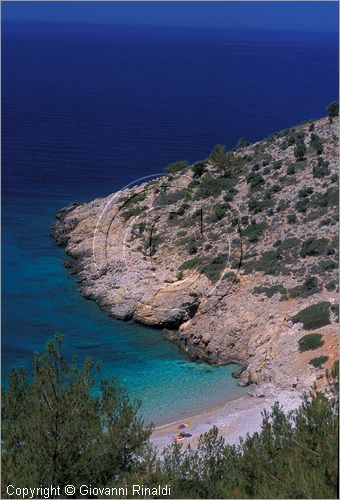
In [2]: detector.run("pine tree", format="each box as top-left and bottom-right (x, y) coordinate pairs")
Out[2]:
(2, 336), (153, 496)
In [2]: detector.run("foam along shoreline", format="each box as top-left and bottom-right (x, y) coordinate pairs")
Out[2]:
(151, 389), (302, 450)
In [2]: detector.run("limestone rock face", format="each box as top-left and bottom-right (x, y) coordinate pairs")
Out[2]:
(52, 117), (339, 394)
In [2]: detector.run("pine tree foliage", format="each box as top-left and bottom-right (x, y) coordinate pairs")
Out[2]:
(2, 336), (153, 496)
(2, 338), (338, 499)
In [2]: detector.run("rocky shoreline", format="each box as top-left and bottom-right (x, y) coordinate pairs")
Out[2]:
(52, 116), (339, 396)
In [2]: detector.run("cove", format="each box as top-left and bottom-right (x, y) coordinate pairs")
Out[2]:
(2, 21), (338, 424)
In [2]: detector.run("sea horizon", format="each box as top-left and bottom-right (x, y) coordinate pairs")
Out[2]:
(2, 19), (338, 424)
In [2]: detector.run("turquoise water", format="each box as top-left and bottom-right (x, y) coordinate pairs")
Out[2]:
(3, 187), (244, 425)
(3, 22), (338, 424)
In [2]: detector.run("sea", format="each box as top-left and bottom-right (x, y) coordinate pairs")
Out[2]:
(2, 21), (338, 424)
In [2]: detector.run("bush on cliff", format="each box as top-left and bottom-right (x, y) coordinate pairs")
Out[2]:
(313, 157), (330, 178)
(300, 238), (330, 257)
(246, 172), (265, 190)
(195, 173), (236, 199)
(253, 284), (287, 299)
(294, 140), (307, 161)
(298, 333), (324, 352)
(310, 133), (324, 155)
(242, 222), (266, 243)
(288, 276), (321, 298)
(209, 145), (243, 178)
(309, 355), (329, 368)
(326, 101), (339, 120)
(291, 302), (331, 331)
(164, 160), (188, 174)
(192, 161), (207, 178)
(243, 250), (289, 276)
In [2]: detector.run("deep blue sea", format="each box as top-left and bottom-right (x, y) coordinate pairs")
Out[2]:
(2, 21), (338, 424)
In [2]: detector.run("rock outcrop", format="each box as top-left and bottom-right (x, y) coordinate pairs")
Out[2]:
(52, 116), (339, 394)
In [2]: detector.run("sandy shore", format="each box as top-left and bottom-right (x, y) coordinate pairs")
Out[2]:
(151, 389), (302, 450)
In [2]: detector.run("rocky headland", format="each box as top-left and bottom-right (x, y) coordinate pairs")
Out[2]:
(52, 116), (339, 396)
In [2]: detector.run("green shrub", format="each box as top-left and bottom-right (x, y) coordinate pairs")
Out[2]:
(177, 270), (184, 280)
(313, 158), (329, 178)
(209, 145), (244, 177)
(310, 133), (324, 155)
(274, 237), (299, 251)
(298, 333), (324, 352)
(242, 153), (253, 162)
(287, 164), (296, 175)
(202, 254), (228, 282)
(253, 284), (287, 298)
(179, 256), (202, 271)
(295, 198), (310, 213)
(188, 179), (200, 189)
(247, 172), (265, 189)
(192, 161), (207, 178)
(262, 155), (271, 166)
(300, 187), (338, 214)
(300, 238), (329, 257)
(154, 188), (187, 206)
(121, 192), (146, 207)
(242, 222), (266, 243)
(179, 253), (229, 283)
(281, 176), (296, 186)
(299, 187), (313, 198)
(326, 100), (339, 119)
(144, 234), (163, 256)
(244, 250), (288, 276)
(276, 199), (290, 212)
(121, 205), (145, 220)
(248, 197), (275, 214)
(294, 140), (306, 161)
(266, 133), (278, 143)
(263, 167), (271, 175)
(195, 173), (235, 199)
(223, 188), (237, 202)
(273, 160), (282, 170)
(331, 303), (339, 322)
(320, 259), (337, 272)
(269, 184), (282, 194)
(177, 203), (189, 215)
(288, 276), (320, 298)
(177, 230), (187, 237)
(188, 238), (199, 255)
(291, 302), (331, 331)
(287, 213), (297, 224)
(164, 160), (188, 174)
(309, 355), (328, 368)
(210, 204), (228, 222)
(235, 137), (249, 149)
(325, 279), (336, 291)
(296, 130), (305, 141)
(287, 132), (296, 145)
(318, 187), (338, 208)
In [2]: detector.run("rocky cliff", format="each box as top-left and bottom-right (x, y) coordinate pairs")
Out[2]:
(52, 116), (339, 394)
